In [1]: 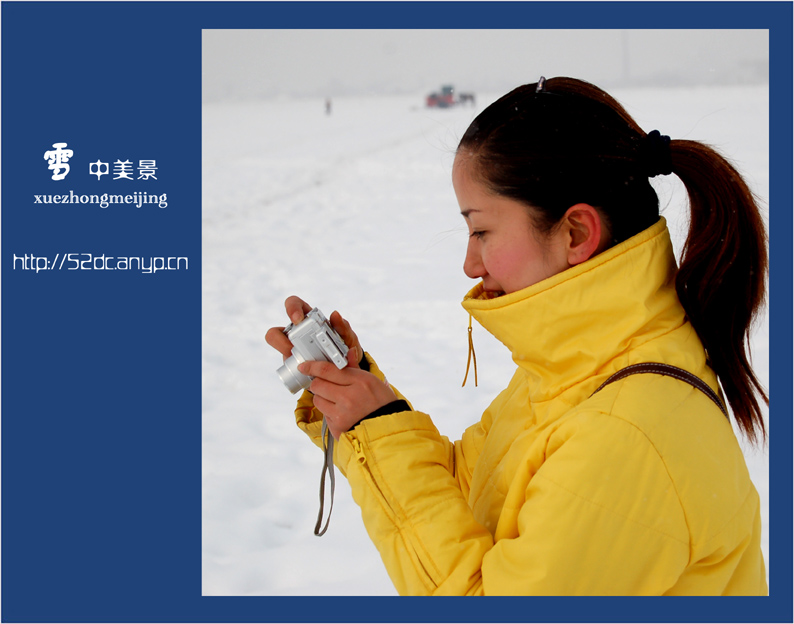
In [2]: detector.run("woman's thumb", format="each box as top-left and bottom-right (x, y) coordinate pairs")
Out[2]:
(346, 346), (361, 368)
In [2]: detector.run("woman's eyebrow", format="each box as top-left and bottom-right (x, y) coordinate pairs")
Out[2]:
(460, 209), (481, 219)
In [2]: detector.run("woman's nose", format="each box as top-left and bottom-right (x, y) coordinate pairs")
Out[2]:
(463, 239), (486, 280)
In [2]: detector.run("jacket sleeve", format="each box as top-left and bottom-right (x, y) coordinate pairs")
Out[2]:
(294, 352), (479, 493)
(296, 358), (691, 595)
(293, 352), (400, 457)
(335, 411), (495, 595)
(334, 409), (691, 596)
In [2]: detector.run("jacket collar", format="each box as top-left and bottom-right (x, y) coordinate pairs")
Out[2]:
(462, 218), (687, 402)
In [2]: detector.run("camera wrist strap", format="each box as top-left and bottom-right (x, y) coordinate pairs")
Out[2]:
(314, 418), (335, 536)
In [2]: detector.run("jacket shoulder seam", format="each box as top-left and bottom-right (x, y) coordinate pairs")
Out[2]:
(531, 469), (690, 547)
(587, 382), (694, 554)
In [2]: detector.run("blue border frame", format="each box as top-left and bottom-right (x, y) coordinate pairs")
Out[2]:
(2, 2), (791, 622)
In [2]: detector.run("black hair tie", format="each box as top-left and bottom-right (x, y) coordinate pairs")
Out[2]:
(641, 130), (673, 177)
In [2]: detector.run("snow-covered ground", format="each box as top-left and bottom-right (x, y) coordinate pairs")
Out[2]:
(201, 85), (769, 596)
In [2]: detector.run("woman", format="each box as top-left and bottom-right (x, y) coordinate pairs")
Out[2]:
(267, 77), (768, 595)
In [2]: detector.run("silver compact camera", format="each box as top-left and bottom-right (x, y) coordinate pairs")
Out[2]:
(276, 308), (349, 394)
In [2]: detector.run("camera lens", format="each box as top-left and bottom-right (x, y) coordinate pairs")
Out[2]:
(277, 354), (312, 394)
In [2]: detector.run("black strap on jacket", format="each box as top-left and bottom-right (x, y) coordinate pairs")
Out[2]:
(590, 362), (728, 418)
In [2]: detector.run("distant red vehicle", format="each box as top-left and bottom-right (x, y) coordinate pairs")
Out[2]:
(426, 85), (476, 108)
(426, 85), (456, 108)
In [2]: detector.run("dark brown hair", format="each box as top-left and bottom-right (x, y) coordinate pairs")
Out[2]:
(458, 77), (768, 442)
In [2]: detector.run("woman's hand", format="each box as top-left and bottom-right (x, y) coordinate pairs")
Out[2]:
(265, 296), (313, 359)
(298, 353), (398, 439)
(267, 296), (393, 437)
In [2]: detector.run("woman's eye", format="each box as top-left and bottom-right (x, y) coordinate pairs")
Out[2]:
(470, 230), (485, 240)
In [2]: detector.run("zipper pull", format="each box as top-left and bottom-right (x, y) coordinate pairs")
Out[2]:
(352, 437), (367, 464)
(462, 313), (478, 387)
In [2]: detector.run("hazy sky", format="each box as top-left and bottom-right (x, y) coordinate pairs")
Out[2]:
(203, 29), (768, 101)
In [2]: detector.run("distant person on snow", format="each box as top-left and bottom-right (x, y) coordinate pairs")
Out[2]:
(267, 76), (768, 596)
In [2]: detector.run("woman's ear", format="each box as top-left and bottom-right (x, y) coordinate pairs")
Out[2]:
(562, 204), (610, 266)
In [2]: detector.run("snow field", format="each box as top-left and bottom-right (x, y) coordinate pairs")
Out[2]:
(202, 85), (769, 595)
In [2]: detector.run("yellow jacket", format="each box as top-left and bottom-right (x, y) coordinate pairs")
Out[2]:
(295, 218), (767, 595)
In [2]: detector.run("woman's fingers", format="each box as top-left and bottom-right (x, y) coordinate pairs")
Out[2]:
(285, 295), (313, 325)
(345, 347), (361, 369)
(330, 310), (362, 363)
(265, 326), (293, 359)
(266, 296), (312, 359)
(298, 360), (349, 385)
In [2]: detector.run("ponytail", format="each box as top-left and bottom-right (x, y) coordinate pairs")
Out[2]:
(670, 140), (768, 442)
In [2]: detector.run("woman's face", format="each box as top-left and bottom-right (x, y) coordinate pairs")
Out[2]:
(453, 157), (570, 295)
